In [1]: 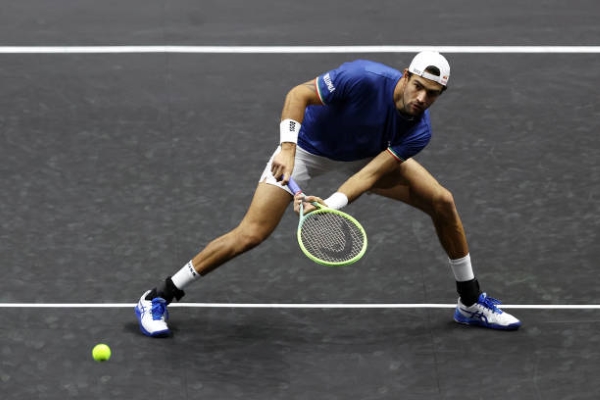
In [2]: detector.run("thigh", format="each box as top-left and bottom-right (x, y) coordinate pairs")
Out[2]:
(239, 181), (293, 236)
(370, 158), (445, 214)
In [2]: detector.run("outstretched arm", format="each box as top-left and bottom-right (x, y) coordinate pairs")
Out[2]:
(337, 150), (401, 203)
(293, 150), (401, 214)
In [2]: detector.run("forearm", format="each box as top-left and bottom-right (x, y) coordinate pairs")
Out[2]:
(337, 173), (377, 203)
(275, 88), (306, 179)
(336, 151), (400, 203)
(275, 80), (323, 182)
(320, 175), (373, 210)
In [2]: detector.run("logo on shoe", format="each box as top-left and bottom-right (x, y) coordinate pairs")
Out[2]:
(460, 308), (489, 324)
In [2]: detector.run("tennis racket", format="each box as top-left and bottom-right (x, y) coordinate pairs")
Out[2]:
(287, 177), (367, 267)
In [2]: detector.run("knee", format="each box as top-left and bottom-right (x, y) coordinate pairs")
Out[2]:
(431, 187), (458, 219)
(234, 225), (270, 252)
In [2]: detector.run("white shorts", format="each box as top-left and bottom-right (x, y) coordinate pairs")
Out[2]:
(259, 145), (372, 195)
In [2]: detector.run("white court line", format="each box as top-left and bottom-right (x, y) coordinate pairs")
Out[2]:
(1, 303), (600, 310)
(0, 45), (600, 54)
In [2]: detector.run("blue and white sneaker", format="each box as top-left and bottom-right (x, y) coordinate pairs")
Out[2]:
(454, 292), (521, 330)
(135, 290), (171, 337)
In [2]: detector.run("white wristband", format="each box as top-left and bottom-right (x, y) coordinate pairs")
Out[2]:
(280, 118), (301, 144)
(324, 192), (349, 210)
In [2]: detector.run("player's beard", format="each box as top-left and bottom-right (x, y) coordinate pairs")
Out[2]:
(398, 91), (422, 118)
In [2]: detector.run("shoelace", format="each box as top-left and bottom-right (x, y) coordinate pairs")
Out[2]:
(479, 294), (503, 314)
(151, 298), (168, 320)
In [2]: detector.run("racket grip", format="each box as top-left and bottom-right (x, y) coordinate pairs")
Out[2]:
(287, 177), (303, 195)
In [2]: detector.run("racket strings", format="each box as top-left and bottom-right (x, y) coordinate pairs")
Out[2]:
(300, 212), (365, 263)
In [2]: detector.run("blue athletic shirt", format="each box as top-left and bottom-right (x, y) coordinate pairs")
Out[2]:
(298, 60), (432, 162)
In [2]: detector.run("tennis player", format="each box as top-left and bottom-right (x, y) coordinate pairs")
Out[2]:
(135, 51), (521, 337)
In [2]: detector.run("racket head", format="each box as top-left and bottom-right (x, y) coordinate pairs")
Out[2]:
(296, 204), (368, 267)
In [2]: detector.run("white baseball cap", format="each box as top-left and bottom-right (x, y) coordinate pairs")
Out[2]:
(408, 51), (450, 86)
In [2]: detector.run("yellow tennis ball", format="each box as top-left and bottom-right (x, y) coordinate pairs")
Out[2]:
(92, 344), (111, 362)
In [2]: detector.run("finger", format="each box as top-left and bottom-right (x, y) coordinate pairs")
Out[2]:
(295, 194), (307, 202)
(272, 170), (286, 183)
(303, 195), (319, 203)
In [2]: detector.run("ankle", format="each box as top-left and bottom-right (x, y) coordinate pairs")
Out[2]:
(156, 277), (185, 304)
(457, 279), (481, 306)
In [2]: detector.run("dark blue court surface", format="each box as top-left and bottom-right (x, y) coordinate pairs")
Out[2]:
(2, 1), (600, 399)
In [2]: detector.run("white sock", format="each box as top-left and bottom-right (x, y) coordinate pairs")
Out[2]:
(171, 260), (200, 290)
(449, 254), (475, 282)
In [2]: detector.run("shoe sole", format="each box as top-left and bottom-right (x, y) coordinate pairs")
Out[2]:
(134, 306), (171, 338)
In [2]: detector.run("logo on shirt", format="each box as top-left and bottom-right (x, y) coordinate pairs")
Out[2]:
(323, 73), (336, 93)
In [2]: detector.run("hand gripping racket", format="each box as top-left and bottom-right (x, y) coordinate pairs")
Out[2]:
(287, 177), (368, 267)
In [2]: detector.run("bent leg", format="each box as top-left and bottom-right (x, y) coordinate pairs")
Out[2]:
(135, 182), (293, 337)
(192, 182), (292, 275)
(370, 158), (468, 259)
(365, 159), (521, 329)
(370, 159), (482, 305)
